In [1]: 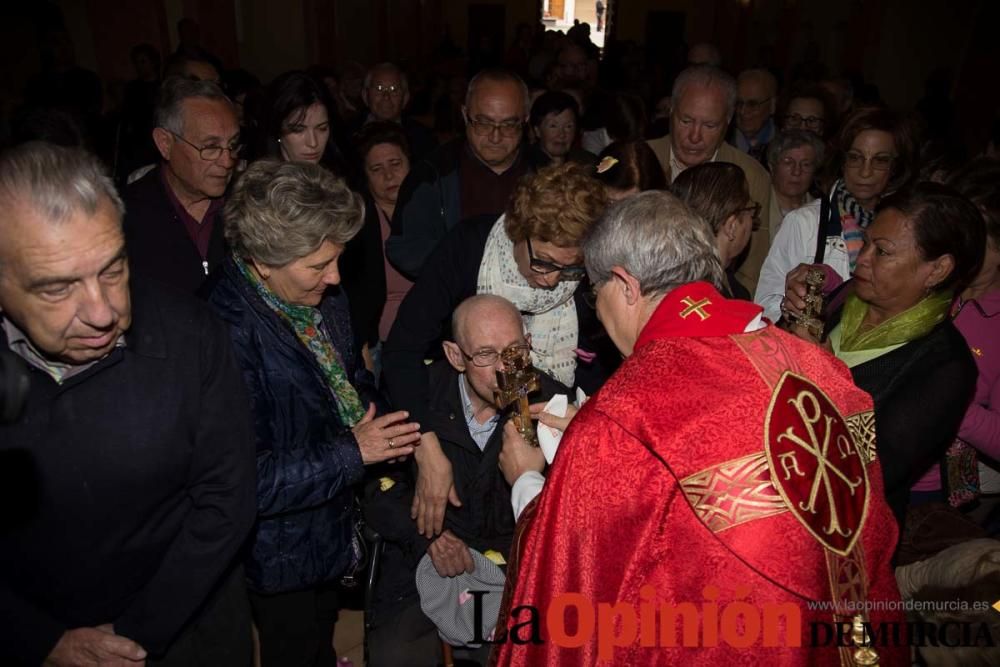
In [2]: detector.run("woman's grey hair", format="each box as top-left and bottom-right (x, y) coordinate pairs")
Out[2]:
(767, 129), (825, 169)
(0, 141), (124, 226)
(672, 65), (738, 121)
(155, 76), (232, 135)
(224, 160), (364, 267)
(583, 190), (724, 296)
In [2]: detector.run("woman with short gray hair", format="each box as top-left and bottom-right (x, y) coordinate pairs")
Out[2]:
(766, 129), (824, 242)
(206, 159), (420, 667)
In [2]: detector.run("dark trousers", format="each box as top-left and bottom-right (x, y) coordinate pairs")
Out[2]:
(149, 564), (253, 667)
(368, 595), (491, 667)
(249, 584), (339, 667)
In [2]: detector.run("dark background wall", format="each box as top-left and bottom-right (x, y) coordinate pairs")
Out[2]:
(1, 0), (997, 151)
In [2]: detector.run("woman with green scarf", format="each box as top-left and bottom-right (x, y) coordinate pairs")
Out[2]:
(207, 159), (421, 667)
(787, 183), (985, 528)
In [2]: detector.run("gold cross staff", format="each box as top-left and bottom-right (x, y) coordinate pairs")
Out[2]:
(680, 297), (712, 321)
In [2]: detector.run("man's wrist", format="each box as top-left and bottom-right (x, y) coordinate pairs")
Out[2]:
(414, 432), (445, 465)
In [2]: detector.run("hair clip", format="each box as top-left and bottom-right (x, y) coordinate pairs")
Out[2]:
(596, 156), (619, 174)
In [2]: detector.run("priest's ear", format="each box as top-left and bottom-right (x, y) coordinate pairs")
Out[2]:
(442, 340), (467, 372)
(610, 266), (642, 307)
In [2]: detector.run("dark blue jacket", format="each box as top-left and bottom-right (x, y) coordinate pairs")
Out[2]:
(206, 257), (383, 594)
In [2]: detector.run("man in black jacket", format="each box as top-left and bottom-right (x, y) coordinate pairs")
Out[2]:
(385, 69), (532, 279)
(0, 143), (255, 665)
(366, 295), (567, 667)
(123, 76), (241, 294)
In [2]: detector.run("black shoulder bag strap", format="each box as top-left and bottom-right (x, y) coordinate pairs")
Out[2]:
(813, 194), (831, 265)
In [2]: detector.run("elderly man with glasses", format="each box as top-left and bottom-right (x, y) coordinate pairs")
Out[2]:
(366, 294), (569, 667)
(382, 163), (618, 548)
(732, 68), (779, 164)
(123, 76), (241, 293)
(360, 62), (438, 160)
(385, 69), (533, 280)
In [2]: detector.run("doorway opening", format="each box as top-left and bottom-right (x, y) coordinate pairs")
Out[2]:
(541, 0), (612, 50)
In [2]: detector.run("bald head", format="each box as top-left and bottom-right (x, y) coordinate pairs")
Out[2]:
(451, 294), (524, 348)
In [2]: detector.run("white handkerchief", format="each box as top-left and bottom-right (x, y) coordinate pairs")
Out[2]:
(536, 395), (567, 464)
(535, 390), (589, 465)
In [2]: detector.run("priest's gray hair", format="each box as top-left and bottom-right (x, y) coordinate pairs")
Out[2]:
(582, 190), (724, 297)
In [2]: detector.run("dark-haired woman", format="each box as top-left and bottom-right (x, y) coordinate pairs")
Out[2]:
(672, 161), (757, 300)
(785, 183), (983, 527)
(527, 90), (596, 169)
(261, 70), (349, 177)
(592, 140), (666, 201)
(340, 121), (414, 379)
(756, 107), (916, 323)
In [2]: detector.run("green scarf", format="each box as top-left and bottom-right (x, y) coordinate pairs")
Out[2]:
(838, 290), (953, 353)
(235, 255), (366, 427)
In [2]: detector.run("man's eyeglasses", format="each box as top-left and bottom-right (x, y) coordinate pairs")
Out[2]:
(370, 83), (404, 97)
(457, 343), (531, 368)
(735, 97), (773, 113)
(465, 113), (524, 138)
(844, 151), (895, 172)
(738, 202), (762, 231)
(527, 238), (587, 281)
(783, 113), (825, 131)
(167, 130), (242, 161)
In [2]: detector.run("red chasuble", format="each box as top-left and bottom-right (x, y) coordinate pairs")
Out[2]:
(491, 282), (906, 666)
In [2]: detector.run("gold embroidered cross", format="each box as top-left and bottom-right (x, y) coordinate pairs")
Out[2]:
(680, 297), (712, 321)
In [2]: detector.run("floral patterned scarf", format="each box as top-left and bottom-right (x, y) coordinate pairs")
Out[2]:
(235, 254), (366, 427)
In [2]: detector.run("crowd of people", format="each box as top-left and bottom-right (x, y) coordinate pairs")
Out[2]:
(2, 15), (999, 667)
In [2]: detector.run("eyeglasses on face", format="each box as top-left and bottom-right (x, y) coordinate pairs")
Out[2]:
(370, 83), (404, 97)
(844, 151), (895, 172)
(527, 237), (586, 281)
(737, 202), (762, 231)
(736, 97), (773, 113)
(465, 113), (523, 138)
(167, 130), (243, 161)
(457, 343), (531, 367)
(783, 113), (825, 130)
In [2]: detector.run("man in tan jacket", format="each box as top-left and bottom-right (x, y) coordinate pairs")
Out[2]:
(648, 65), (772, 295)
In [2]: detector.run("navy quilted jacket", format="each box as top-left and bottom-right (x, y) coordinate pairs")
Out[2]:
(206, 257), (384, 593)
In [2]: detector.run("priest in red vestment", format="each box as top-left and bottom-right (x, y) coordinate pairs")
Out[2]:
(491, 191), (906, 666)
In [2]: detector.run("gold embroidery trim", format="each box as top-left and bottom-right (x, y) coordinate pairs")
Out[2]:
(680, 452), (788, 533)
(730, 327), (804, 390)
(825, 545), (874, 667)
(845, 410), (877, 463)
